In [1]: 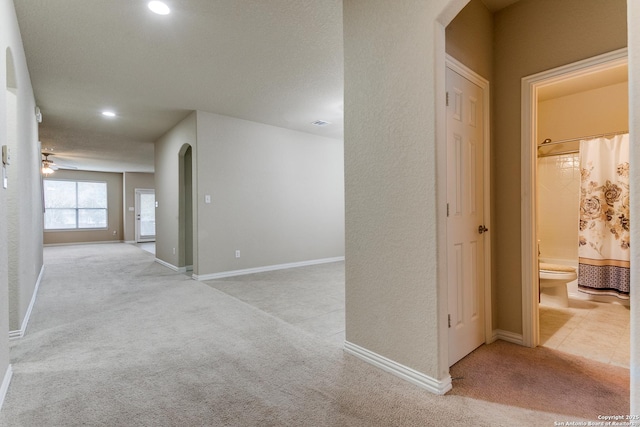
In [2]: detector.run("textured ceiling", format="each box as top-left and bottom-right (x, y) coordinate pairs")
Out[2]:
(15, 0), (343, 172)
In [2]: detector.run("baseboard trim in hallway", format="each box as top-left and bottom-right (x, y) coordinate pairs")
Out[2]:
(9, 265), (44, 340)
(0, 365), (13, 411)
(154, 258), (187, 273)
(344, 341), (452, 395)
(193, 256), (345, 281)
(493, 329), (524, 346)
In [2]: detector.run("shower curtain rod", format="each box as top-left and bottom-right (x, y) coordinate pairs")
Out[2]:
(538, 130), (628, 147)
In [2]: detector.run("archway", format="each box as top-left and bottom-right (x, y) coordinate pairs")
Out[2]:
(178, 144), (193, 273)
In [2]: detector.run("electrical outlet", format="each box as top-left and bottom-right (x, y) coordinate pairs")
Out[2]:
(235, 250), (240, 258)
(173, 248), (176, 255)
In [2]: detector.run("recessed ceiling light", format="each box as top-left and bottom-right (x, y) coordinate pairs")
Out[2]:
(148, 1), (170, 15)
(102, 111), (116, 118)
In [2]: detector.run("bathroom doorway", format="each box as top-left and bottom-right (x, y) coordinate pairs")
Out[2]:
(521, 49), (630, 367)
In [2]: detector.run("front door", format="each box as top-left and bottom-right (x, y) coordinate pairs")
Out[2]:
(446, 65), (486, 366)
(135, 189), (156, 243)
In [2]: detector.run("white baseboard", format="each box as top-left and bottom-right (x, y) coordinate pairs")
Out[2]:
(193, 256), (345, 281)
(154, 258), (187, 273)
(124, 240), (136, 244)
(343, 341), (452, 395)
(9, 265), (44, 340)
(0, 364), (13, 411)
(44, 240), (124, 247)
(493, 329), (524, 345)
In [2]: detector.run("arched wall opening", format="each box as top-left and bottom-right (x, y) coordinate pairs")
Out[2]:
(178, 144), (193, 272)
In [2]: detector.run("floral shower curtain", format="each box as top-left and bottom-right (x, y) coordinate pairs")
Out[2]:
(578, 134), (630, 299)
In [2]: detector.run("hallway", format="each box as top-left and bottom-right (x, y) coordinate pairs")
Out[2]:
(0, 243), (567, 426)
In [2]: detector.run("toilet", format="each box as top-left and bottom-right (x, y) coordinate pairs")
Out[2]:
(539, 262), (577, 308)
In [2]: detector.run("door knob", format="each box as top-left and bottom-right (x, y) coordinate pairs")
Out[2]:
(478, 225), (488, 234)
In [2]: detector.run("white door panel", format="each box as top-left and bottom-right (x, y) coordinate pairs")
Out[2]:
(447, 67), (486, 366)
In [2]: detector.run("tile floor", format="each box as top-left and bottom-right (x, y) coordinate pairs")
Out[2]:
(539, 299), (630, 368)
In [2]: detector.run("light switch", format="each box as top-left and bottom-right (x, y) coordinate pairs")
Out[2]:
(128, 207), (135, 211)
(205, 195), (211, 204)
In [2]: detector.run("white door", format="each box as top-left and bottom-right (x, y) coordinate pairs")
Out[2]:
(135, 189), (156, 243)
(446, 66), (486, 366)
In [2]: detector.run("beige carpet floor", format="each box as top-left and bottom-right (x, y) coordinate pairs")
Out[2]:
(0, 243), (628, 426)
(449, 340), (629, 420)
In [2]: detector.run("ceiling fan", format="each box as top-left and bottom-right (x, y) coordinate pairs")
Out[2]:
(41, 152), (78, 175)
(41, 152), (57, 175)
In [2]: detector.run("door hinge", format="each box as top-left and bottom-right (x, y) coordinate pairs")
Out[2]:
(446, 203), (449, 217)
(446, 91), (449, 107)
(448, 314), (451, 328)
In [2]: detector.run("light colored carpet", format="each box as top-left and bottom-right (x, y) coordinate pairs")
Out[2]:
(0, 243), (603, 426)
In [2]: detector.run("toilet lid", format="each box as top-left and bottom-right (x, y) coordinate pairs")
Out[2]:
(539, 262), (576, 273)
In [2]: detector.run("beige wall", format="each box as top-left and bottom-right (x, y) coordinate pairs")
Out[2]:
(1, 0), (43, 396)
(538, 82), (628, 142)
(123, 172), (155, 242)
(445, 0), (493, 81)
(43, 170), (124, 245)
(493, 0), (627, 335)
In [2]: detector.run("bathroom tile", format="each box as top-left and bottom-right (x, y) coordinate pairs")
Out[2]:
(540, 298), (629, 369)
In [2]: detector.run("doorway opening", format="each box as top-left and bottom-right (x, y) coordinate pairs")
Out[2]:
(135, 189), (156, 243)
(521, 49), (630, 367)
(179, 144), (194, 273)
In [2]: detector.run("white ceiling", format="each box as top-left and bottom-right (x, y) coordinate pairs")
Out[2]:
(15, 0), (344, 172)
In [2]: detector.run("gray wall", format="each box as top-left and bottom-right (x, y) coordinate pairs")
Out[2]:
(154, 111), (344, 275)
(1, 0), (43, 394)
(43, 170), (124, 246)
(194, 111), (344, 276)
(154, 112), (197, 268)
(123, 172), (155, 243)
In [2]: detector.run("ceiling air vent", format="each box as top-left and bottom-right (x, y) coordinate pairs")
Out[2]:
(311, 120), (331, 127)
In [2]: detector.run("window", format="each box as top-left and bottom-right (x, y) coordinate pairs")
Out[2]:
(44, 180), (108, 230)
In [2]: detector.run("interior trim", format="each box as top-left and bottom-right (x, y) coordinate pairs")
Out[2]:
(193, 257), (345, 281)
(0, 365), (13, 411)
(344, 341), (452, 395)
(492, 329), (524, 346)
(154, 258), (187, 273)
(9, 265), (44, 340)
(43, 240), (124, 247)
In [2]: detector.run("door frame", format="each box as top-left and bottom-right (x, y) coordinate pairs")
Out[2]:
(135, 188), (156, 243)
(520, 48), (628, 347)
(445, 54), (493, 359)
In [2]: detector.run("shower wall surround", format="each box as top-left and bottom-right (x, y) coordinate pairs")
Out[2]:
(538, 154), (581, 263)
